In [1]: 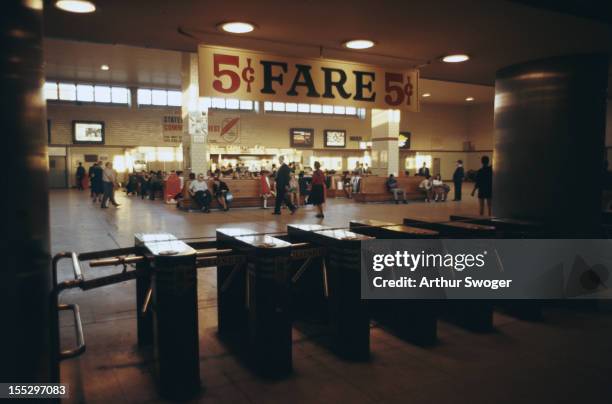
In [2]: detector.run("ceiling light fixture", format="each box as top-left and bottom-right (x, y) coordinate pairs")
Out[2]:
(442, 54), (470, 63)
(343, 39), (375, 50)
(55, 0), (96, 13)
(100, 64), (109, 71)
(465, 97), (475, 102)
(422, 93), (431, 98)
(219, 22), (255, 34)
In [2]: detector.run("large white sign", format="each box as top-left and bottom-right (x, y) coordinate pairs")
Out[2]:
(198, 45), (419, 112)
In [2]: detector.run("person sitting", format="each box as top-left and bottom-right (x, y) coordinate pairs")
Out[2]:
(431, 174), (449, 202)
(260, 170), (275, 209)
(189, 173), (211, 213)
(212, 176), (230, 211)
(342, 171), (352, 199)
(419, 175), (433, 202)
(386, 174), (407, 204)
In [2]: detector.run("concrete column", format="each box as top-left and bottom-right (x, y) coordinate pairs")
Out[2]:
(1, 1), (51, 382)
(493, 54), (609, 231)
(181, 52), (208, 176)
(370, 109), (400, 176)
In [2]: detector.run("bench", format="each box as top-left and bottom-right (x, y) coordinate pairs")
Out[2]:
(178, 178), (262, 210)
(354, 176), (424, 203)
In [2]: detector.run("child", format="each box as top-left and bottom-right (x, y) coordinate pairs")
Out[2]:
(260, 170), (275, 209)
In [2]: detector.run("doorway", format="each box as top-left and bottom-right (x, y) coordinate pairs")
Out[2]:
(433, 158), (441, 177)
(49, 156), (68, 189)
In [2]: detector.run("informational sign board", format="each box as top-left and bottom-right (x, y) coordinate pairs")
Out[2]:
(198, 45), (419, 112)
(208, 115), (241, 144)
(162, 112), (183, 143)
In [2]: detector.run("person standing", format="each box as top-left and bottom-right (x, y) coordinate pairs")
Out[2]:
(75, 162), (85, 190)
(310, 161), (326, 218)
(452, 160), (465, 201)
(273, 156), (297, 215)
(88, 162), (96, 198)
(91, 162), (104, 203)
(471, 156), (493, 216)
(418, 162), (430, 177)
(101, 162), (120, 208)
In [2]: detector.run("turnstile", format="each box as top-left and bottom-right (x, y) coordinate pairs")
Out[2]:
(401, 218), (495, 332)
(135, 233), (200, 400)
(288, 224), (372, 360)
(349, 219), (439, 345)
(216, 228), (293, 376)
(403, 217), (496, 238)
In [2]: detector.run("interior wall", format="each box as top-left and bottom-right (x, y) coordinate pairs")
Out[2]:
(47, 99), (497, 183)
(47, 103), (180, 146)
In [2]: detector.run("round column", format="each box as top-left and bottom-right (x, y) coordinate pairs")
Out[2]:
(493, 54), (609, 231)
(1, 2), (51, 382)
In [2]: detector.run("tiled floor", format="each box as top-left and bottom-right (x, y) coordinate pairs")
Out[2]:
(52, 190), (612, 403)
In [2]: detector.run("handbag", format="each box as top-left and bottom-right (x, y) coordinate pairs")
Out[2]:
(225, 192), (234, 202)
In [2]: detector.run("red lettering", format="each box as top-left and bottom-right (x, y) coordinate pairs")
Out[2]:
(213, 54), (241, 94)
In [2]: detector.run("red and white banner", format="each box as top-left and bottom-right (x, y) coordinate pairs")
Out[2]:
(208, 114), (241, 144)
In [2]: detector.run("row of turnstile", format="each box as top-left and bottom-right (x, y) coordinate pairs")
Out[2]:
(55, 214), (543, 400)
(211, 215), (543, 381)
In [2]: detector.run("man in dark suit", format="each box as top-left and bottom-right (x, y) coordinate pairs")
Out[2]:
(452, 160), (465, 201)
(418, 162), (430, 177)
(273, 156), (297, 215)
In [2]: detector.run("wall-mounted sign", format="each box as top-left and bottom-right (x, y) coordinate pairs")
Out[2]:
(350, 135), (362, 142)
(208, 115), (241, 144)
(290, 128), (314, 148)
(162, 114), (183, 132)
(73, 121), (104, 144)
(399, 131), (411, 149)
(163, 112), (183, 143)
(324, 130), (346, 148)
(198, 45), (419, 112)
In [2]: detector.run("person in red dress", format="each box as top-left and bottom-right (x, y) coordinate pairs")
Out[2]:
(259, 170), (275, 209)
(310, 161), (326, 218)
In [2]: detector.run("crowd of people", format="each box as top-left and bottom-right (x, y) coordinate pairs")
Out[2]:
(75, 155), (493, 217)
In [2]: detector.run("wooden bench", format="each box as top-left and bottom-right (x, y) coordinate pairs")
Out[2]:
(354, 176), (424, 203)
(178, 178), (262, 210)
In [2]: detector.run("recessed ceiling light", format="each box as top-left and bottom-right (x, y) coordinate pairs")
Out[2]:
(344, 39), (375, 50)
(442, 54), (470, 63)
(422, 93), (431, 98)
(219, 22), (255, 34)
(465, 97), (475, 102)
(55, 0), (96, 13)
(100, 64), (109, 71)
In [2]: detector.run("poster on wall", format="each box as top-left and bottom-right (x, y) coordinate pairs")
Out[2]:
(208, 115), (241, 144)
(198, 45), (419, 112)
(73, 121), (104, 144)
(162, 113), (183, 143)
(290, 128), (314, 148)
(399, 131), (411, 149)
(324, 130), (346, 148)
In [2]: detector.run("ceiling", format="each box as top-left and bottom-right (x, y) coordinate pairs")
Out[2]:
(43, 0), (612, 86)
(43, 38), (495, 105)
